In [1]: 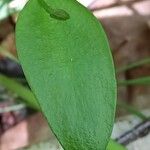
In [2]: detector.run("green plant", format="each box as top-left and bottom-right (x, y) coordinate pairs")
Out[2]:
(0, 74), (127, 150)
(0, 73), (39, 109)
(16, 0), (117, 149)
(118, 76), (150, 86)
(1, 54), (149, 150)
(116, 58), (150, 73)
(1, 0), (149, 149)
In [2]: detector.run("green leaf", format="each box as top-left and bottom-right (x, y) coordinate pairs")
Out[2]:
(0, 73), (39, 110)
(16, 0), (116, 149)
(107, 140), (127, 150)
(117, 58), (150, 73)
(118, 76), (150, 86)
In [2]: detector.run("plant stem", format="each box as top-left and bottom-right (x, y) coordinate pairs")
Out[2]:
(117, 58), (150, 73)
(118, 76), (150, 86)
(0, 73), (40, 110)
(117, 101), (147, 120)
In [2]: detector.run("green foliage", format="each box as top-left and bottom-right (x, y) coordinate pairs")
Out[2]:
(0, 74), (126, 150)
(107, 140), (127, 150)
(117, 58), (150, 73)
(37, 0), (70, 20)
(118, 76), (150, 86)
(0, 74), (39, 109)
(16, 0), (116, 149)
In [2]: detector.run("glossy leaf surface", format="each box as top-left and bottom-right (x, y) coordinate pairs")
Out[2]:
(16, 0), (116, 149)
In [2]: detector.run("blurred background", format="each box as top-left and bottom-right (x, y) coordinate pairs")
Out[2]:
(0, 0), (150, 149)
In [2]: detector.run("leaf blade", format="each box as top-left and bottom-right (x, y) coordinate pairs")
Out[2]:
(16, 0), (116, 149)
